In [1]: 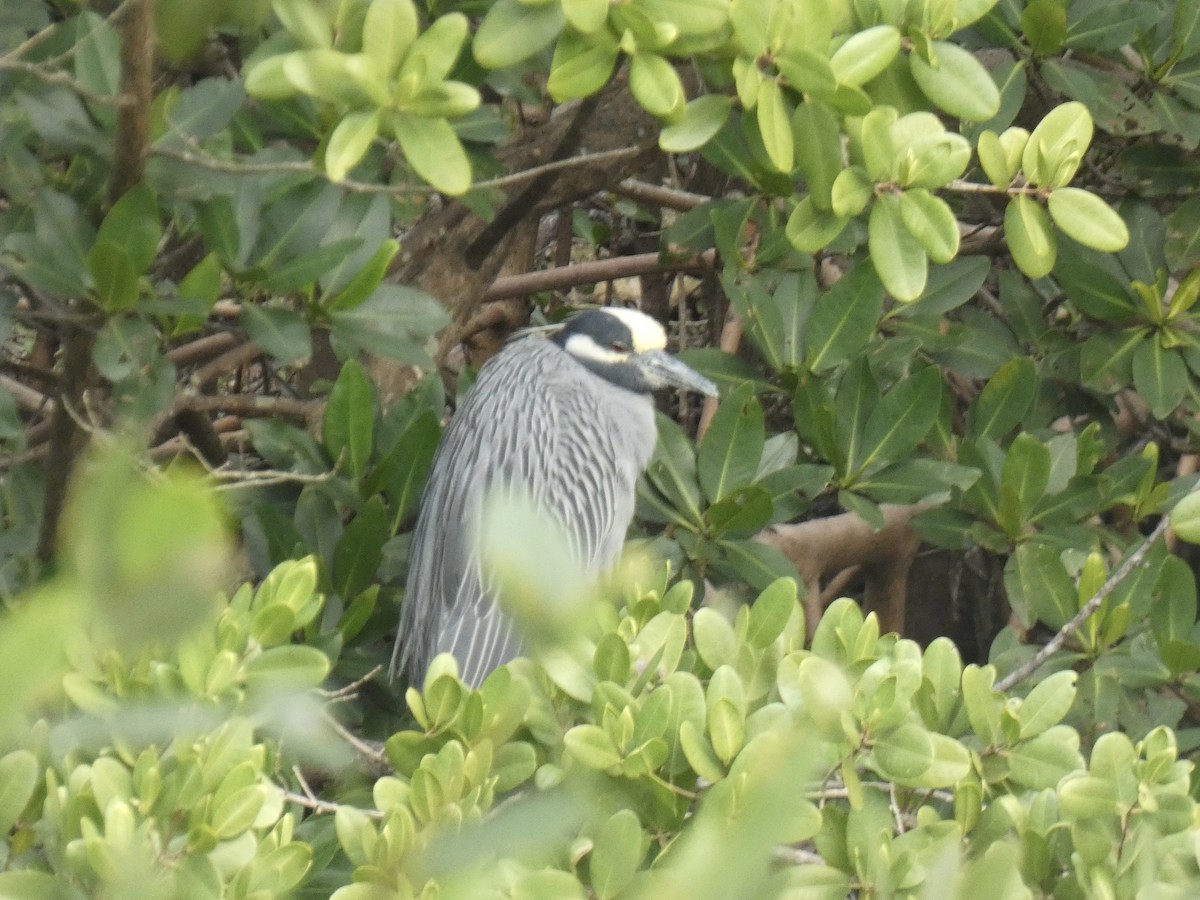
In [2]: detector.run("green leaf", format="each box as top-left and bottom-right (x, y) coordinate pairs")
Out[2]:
(241, 304), (312, 365)
(1004, 195), (1056, 279)
(324, 239), (401, 312)
(1017, 669), (1077, 739)
(693, 607), (737, 670)
(563, 0), (609, 33)
(245, 644), (332, 689)
(869, 194), (927, 301)
(745, 578), (798, 648)
(1132, 339), (1188, 419)
(961, 664), (1000, 745)
(897, 189), (959, 263)
(660, 95), (732, 152)
(830, 166), (873, 218)
(1047, 188), (1129, 252)
(564, 724), (622, 770)
(785, 196), (847, 252)
(756, 79), (793, 172)
(998, 432), (1051, 536)
(330, 284), (448, 365)
(854, 366), (943, 473)
(323, 358), (377, 478)
(1171, 491), (1200, 544)
(392, 113), (471, 195)
(473, 0), (564, 68)
(272, 0), (332, 48)
(698, 384), (765, 503)
(630, 52), (685, 119)
(909, 41), (1001, 122)
(1022, 100), (1093, 188)
(708, 697), (745, 764)
(325, 110), (380, 182)
(95, 184), (161, 274)
(872, 722), (934, 780)
(970, 357), (1037, 440)
(829, 25), (901, 87)
(0, 750), (38, 834)
(804, 268), (886, 376)
(1005, 542), (1075, 629)
(1008, 726), (1083, 789)
(1021, 0), (1067, 54)
(362, 0), (418, 78)
(591, 810), (645, 899)
(548, 27), (620, 101)
(332, 496), (388, 600)
(211, 785), (266, 840)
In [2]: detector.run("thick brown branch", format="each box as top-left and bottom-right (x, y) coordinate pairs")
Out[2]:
(757, 504), (930, 634)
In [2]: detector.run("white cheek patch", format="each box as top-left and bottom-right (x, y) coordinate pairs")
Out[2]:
(602, 308), (667, 353)
(564, 333), (628, 364)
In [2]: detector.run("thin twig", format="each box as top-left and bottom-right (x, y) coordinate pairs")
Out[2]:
(472, 146), (646, 190)
(482, 249), (716, 302)
(321, 710), (390, 768)
(995, 515), (1174, 692)
(320, 665), (384, 702)
(280, 786), (384, 819)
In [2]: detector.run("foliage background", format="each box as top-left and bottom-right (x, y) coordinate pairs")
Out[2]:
(3, 0), (1200, 895)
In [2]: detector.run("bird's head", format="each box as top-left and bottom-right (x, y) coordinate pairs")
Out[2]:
(553, 308), (719, 398)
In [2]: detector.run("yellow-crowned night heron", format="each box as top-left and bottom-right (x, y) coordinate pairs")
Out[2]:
(390, 307), (718, 687)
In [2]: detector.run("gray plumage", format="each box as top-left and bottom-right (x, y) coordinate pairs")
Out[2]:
(390, 308), (717, 688)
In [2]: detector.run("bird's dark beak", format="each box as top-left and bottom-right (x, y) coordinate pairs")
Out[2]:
(637, 350), (719, 397)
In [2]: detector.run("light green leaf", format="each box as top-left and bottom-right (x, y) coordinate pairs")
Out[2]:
(362, 0), (418, 77)
(1022, 100), (1093, 187)
(830, 166), (873, 218)
(660, 94), (732, 152)
(474, 0), (564, 68)
(830, 25), (901, 87)
(898, 189), (959, 263)
(325, 110), (380, 182)
(1016, 669), (1077, 739)
(793, 99), (843, 208)
(909, 41), (1001, 122)
(562, 0), (609, 33)
(869, 194), (928, 301)
(1047, 187), (1129, 252)
(1171, 491), (1200, 544)
(756, 79), (794, 172)
(1004, 194), (1056, 279)
(392, 113), (472, 195)
(630, 51), (685, 118)
(549, 28), (619, 101)
(0, 750), (38, 834)
(785, 196), (848, 252)
(591, 810), (645, 899)
(272, 0), (331, 48)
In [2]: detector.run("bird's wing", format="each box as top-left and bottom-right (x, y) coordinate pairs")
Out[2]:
(394, 339), (650, 688)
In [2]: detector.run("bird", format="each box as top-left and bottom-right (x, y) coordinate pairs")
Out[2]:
(390, 306), (719, 688)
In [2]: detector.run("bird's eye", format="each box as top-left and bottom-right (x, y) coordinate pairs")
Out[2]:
(610, 341), (630, 352)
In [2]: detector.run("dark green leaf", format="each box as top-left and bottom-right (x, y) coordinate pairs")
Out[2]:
(332, 496), (388, 600)
(1132, 339), (1188, 418)
(970, 357), (1037, 440)
(323, 359), (377, 478)
(699, 384), (766, 503)
(805, 265), (885, 373)
(241, 304), (312, 364)
(854, 367), (943, 475)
